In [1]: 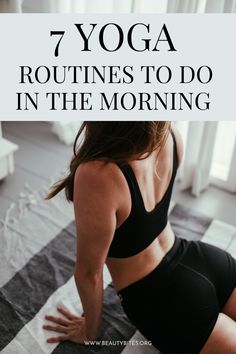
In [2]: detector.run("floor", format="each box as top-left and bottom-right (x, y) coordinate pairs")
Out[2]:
(0, 122), (72, 220)
(0, 121), (236, 227)
(173, 182), (236, 227)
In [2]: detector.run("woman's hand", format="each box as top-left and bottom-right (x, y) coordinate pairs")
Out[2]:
(43, 306), (88, 344)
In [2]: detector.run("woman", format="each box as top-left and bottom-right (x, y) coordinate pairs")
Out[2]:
(43, 122), (236, 354)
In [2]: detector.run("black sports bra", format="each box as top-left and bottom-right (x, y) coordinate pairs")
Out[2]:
(107, 131), (178, 258)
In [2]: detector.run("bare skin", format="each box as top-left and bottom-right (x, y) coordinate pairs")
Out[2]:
(107, 224), (175, 291)
(199, 288), (236, 354)
(43, 126), (236, 353)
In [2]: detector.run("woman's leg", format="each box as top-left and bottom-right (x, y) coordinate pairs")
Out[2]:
(200, 312), (236, 354)
(222, 287), (236, 321)
(175, 241), (236, 353)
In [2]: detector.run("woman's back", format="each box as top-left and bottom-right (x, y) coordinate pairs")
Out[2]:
(106, 127), (182, 291)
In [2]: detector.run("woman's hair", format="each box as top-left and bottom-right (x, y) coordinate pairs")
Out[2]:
(46, 121), (171, 201)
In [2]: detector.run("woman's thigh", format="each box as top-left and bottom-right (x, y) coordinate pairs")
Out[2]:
(200, 312), (236, 354)
(120, 239), (236, 353)
(222, 287), (236, 321)
(122, 260), (221, 354)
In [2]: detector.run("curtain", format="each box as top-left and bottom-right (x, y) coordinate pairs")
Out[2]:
(179, 122), (218, 196)
(3, 0), (236, 13)
(21, 0), (134, 13)
(227, 139), (236, 192)
(52, 0), (133, 13)
(0, 0), (22, 12)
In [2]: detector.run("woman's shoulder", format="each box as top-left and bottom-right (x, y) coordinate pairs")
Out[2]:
(75, 160), (121, 179)
(74, 160), (125, 193)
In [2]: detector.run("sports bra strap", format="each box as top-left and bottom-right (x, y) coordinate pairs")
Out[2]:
(118, 129), (178, 212)
(170, 129), (178, 169)
(118, 164), (139, 208)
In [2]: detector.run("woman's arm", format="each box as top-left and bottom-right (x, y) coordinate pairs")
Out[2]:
(43, 161), (120, 343)
(73, 161), (119, 340)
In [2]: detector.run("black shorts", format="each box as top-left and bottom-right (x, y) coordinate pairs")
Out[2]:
(118, 236), (236, 354)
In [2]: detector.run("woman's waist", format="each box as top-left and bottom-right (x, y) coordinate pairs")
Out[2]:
(107, 224), (176, 292)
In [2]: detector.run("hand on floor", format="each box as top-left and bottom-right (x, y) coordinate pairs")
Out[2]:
(43, 306), (88, 344)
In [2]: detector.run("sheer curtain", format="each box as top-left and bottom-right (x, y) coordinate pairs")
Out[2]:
(178, 122), (218, 196)
(2, 0), (236, 13)
(0, 0), (22, 12)
(20, 0), (134, 13)
(132, 0), (236, 13)
(48, 0), (133, 13)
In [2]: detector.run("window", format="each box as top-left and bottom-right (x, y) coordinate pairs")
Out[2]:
(210, 122), (236, 191)
(177, 121), (236, 193)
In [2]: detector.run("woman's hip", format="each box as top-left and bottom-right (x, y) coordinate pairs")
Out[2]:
(117, 237), (236, 353)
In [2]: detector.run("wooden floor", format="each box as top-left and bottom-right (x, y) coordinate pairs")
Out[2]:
(1, 121), (236, 226)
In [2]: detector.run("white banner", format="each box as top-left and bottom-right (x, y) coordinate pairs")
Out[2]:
(0, 14), (235, 121)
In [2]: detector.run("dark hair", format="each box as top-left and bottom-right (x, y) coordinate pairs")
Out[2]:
(46, 121), (171, 201)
